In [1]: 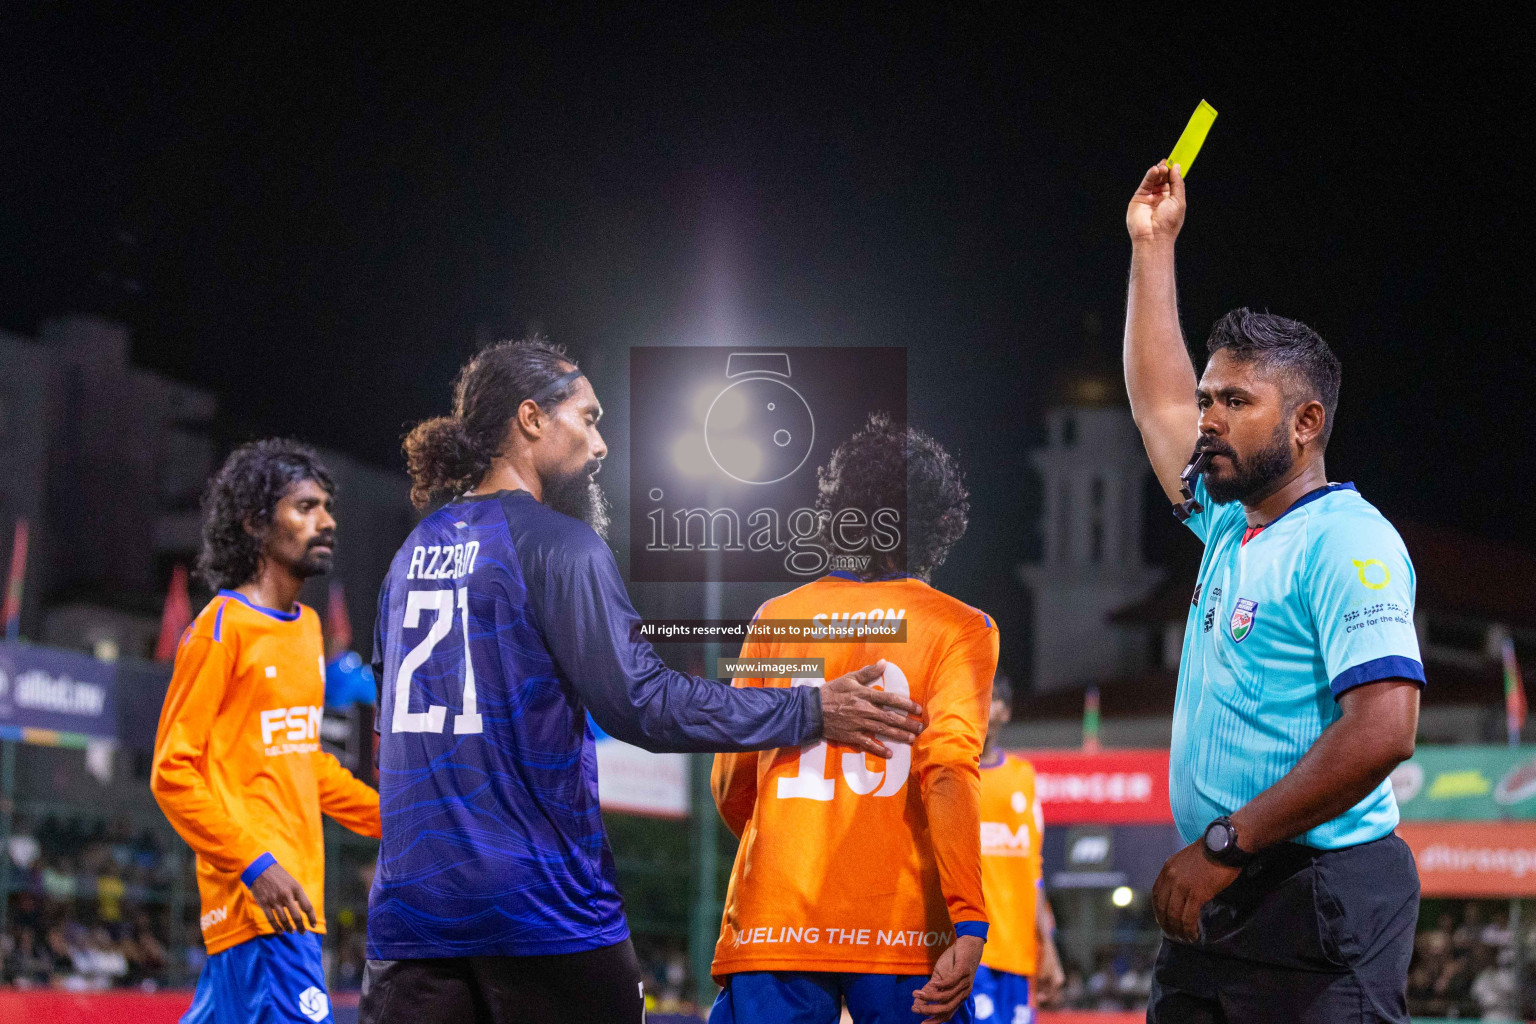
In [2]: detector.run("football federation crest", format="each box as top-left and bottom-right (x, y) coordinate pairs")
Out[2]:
(1229, 598), (1258, 643)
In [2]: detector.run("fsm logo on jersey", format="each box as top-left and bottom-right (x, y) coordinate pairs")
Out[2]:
(630, 347), (908, 583)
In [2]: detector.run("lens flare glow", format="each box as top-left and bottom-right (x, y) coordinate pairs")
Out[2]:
(671, 433), (713, 478)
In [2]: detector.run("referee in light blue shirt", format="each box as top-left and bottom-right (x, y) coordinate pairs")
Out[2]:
(1121, 160), (1425, 1024)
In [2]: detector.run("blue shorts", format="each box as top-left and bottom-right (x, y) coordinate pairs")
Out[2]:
(182, 932), (332, 1024)
(970, 966), (1032, 1023)
(709, 971), (975, 1024)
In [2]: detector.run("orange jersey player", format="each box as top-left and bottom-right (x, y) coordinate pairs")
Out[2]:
(972, 674), (1063, 1024)
(709, 415), (997, 1024)
(152, 441), (380, 1024)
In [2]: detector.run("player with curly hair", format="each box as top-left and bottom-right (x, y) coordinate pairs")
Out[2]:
(709, 414), (997, 1024)
(153, 439), (381, 1024)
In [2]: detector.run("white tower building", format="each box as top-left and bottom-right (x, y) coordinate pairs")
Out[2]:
(1018, 369), (1164, 692)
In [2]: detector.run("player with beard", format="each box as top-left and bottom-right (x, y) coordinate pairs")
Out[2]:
(1124, 162), (1424, 1023)
(360, 340), (923, 1024)
(153, 440), (381, 1024)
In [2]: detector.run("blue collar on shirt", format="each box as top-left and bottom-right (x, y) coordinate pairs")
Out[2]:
(1262, 481), (1356, 529)
(826, 570), (911, 582)
(218, 589), (301, 621)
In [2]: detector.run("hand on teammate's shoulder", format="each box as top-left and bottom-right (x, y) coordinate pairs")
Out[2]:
(819, 661), (924, 759)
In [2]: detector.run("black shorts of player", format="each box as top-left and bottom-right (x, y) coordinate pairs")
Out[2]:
(358, 938), (646, 1024)
(1148, 833), (1419, 1024)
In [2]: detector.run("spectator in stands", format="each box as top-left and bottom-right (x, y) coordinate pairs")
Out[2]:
(1454, 904), (1484, 955)
(1087, 953), (1118, 1011)
(7, 816), (39, 874)
(1471, 947), (1518, 1021)
(1480, 910), (1513, 951)
(3, 927), (56, 988)
(1, 810), (189, 992)
(124, 910), (169, 988)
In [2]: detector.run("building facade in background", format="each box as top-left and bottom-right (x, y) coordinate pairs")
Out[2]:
(1, 315), (216, 658)
(0, 314), (416, 662)
(1017, 368), (1163, 693)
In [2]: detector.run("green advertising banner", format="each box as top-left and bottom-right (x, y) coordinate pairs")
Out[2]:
(1391, 745), (1536, 821)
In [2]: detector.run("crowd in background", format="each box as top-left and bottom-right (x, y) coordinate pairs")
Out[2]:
(1, 813), (185, 990)
(1052, 953), (1154, 1013)
(1409, 901), (1530, 1021)
(6, 814), (1535, 1022)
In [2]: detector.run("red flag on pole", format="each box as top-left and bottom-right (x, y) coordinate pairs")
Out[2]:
(3, 518), (28, 642)
(1505, 637), (1527, 748)
(154, 564), (193, 662)
(326, 580), (353, 660)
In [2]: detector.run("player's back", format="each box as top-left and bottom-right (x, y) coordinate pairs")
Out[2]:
(367, 490), (626, 960)
(711, 573), (998, 978)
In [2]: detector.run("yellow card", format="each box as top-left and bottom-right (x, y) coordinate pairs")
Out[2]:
(1168, 100), (1218, 176)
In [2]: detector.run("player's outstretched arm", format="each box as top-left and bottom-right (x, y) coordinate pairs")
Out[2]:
(539, 536), (922, 755)
(1124, 160), (1200, 502)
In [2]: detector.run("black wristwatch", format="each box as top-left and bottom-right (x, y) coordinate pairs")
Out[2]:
(1202, 816), (1254, 868)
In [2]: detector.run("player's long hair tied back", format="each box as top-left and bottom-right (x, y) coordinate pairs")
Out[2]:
(403, 338), (580, 509)
(196, 438), (335, 591)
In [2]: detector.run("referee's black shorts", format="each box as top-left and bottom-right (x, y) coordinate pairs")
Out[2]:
(358, 938), (646, 1024)
(1148, 833), (1419, 1024)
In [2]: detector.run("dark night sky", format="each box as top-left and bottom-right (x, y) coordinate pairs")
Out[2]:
(3, 6), (1531, 678)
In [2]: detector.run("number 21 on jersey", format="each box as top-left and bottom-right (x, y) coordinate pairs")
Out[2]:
(391, 587), (483, 735)
(776, 663), (911, 801)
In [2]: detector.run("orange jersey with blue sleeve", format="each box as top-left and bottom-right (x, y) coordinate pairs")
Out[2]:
(710, 574), (998, 978)
(151, 591), (380, 955)
(978, 753), (1044, 976)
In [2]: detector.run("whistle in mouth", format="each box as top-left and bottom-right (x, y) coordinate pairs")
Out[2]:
(1173, 448), (1212, 522)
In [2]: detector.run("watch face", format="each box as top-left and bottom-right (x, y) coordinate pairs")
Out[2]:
(1205, 823), (1230, 853)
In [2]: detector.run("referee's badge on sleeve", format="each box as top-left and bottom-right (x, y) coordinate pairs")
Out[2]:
(1230, 599), (1258, 643)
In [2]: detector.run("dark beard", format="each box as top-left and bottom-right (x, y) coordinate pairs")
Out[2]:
(544, 461), (611, 538)
(290, 534), (335, 579)
(294, 550), (334, 578)
(1201, 423), (1295, 505)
